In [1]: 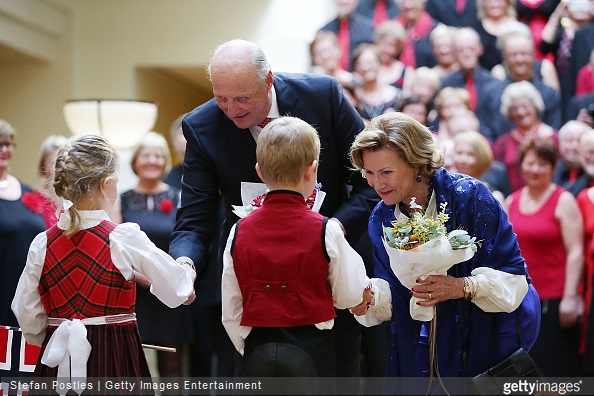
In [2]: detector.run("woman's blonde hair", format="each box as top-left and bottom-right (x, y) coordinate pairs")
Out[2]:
(52, 135), (119, 237)
(350, 112), (444, 178)
(453, 130), (494, 177)
(129, 131), (172, 176)
(434, 87), (471, 113)
(256, 117), (320, 186)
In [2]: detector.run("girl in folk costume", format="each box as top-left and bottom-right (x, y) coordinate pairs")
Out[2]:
(11, 135), (196, 389)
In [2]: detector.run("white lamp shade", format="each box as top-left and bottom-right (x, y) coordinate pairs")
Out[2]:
(63, 100), (158, 150)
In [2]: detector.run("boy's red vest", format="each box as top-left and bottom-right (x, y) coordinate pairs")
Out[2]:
(231, 191), (336, 327)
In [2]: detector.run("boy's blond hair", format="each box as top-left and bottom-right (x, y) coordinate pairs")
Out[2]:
(256, 117), (320, 186)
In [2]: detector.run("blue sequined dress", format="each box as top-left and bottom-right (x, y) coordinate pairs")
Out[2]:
(368, 169), (540, 393)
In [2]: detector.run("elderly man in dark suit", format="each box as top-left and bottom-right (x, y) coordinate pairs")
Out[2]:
(169, 39), (379, 382)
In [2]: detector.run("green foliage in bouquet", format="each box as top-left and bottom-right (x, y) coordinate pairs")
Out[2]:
(384, 198), (479, 252)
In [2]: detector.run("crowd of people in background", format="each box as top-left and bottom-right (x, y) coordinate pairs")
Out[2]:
(314, 0), (594, 379)
(3, 0), (594, 388)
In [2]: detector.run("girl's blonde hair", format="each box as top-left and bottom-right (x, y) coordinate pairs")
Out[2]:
(52, 135), (119, 237)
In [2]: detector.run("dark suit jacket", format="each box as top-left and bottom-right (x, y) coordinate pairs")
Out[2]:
(482, 160), (512, 197)
(554, 160), (589, 197)
(426, 0), (478, 28)
(356, 0), (400, 23)
(570, 22), (594, 88)
(319, 14), (375, 71)
(568, 93), (594, 121)
(169, 73), (379, 274)
(441, 67), (499, 141)
(482, 78), (562, 142)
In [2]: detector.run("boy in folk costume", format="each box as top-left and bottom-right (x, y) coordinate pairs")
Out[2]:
(12, 135), (195, 391)
(222, 116), (372, 381)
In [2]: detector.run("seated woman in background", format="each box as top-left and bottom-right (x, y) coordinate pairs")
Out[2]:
(453, 130), (510, 209)
(398, 95), (432, 127)
(430, 24), (459, 78)
(310, 30), (359, 106)
(405, 66), (441, 129)
(374, 20), (410, 89)
(33, 134), (68, 228)
(493, 81), (557, 193)
(352, 43), (401, 123)
(433, 87), (471, 140)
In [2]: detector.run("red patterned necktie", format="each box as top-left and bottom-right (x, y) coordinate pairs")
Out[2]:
(456, 0), (466, 13)
(465, 73), (477, 111)
(338, 19), (350, 71)
(373, 0), (389, 27)
(257, 118), (273, 129)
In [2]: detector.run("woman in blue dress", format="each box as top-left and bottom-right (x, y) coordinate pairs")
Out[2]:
(120, 132), (193, 378)
(349, 112), (541, 394)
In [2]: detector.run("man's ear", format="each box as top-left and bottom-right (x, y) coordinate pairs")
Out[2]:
(255, 163), (266, 183)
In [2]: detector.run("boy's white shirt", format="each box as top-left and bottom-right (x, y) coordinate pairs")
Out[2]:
(11, 209), (195, 346)
(221, 219), (370, 355)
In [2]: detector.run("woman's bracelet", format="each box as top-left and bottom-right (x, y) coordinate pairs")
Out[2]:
(463, 276), (478, 300)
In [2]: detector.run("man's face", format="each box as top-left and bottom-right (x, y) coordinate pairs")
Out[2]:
(503, 36), (534, 81)
(560, 125), (586, 166)
(211, 63), (273, 130)
(455, 32), (482, 71)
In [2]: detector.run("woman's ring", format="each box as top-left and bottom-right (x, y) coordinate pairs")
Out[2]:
(428, 293), (432, 300)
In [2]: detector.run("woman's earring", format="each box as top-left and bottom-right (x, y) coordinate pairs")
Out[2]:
(416, 172), (422, 183)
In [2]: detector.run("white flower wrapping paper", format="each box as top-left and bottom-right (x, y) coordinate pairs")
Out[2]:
(381, 234), (475, 321)
(231, 181), (326, 218)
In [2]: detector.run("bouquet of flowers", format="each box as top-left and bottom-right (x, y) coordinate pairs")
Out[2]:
(382, 198), (479, 321)
(232, 182), (325, 218)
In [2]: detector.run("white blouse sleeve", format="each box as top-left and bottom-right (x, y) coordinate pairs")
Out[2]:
(471, 267), (528, 312)
(325, 220), (370, 309)
(221, 224), (251, 355)
(355, 278), (393, 327)
(11, 232), (49, 346)
(110, 222), (194, 308)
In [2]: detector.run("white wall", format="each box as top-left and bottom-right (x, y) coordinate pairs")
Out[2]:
(1, 0), (338, 186)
